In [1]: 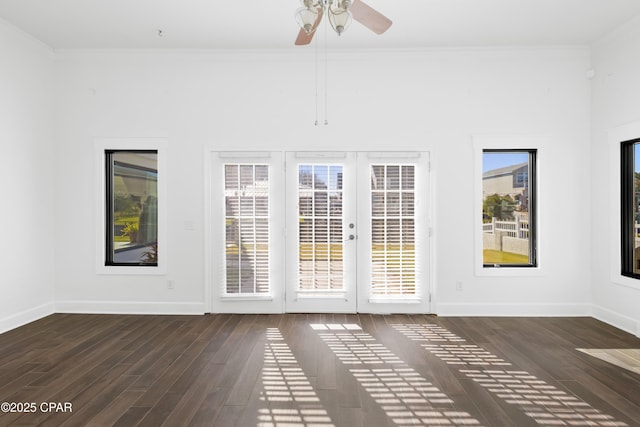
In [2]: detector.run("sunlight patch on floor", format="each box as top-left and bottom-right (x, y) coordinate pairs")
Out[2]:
(393, 324), (629, 427)
(576, 348), (640, 376)
(313, 323), (482, 426)
(258, 328), (335, 427)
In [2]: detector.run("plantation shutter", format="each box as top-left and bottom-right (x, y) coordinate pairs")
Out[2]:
(224, 163), (270, 295)
(297, 164), (345, 293)
(370, 164), (417, 297)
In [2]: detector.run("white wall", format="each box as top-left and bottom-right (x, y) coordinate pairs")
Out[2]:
(591, 16), (640, 336)
(0, 20), (55, 333)
(52, 47), (593, 316)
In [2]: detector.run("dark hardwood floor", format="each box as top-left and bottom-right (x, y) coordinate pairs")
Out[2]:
(1, 314), (639, 426)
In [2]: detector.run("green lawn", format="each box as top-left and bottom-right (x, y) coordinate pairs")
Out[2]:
(483, 249), (529, 264)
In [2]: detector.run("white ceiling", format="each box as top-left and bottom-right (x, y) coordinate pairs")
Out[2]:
(1, 0), (640, 51)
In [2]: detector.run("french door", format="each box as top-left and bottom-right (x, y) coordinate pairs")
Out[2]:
(285, 152), (430, 314)
(209, 151), (430, 314)
(285, 152), (358, 312)
(356, 152), (430, 314)
(209, 152), (285, 313)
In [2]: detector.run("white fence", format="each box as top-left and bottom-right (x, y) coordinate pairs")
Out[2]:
(483, 217), (529, 239)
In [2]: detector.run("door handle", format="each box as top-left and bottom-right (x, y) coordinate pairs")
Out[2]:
(346, 223), (356, 241)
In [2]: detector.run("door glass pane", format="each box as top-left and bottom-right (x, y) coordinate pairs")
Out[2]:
(482, 151), (534, 266)
(298, 164), (344, 292)
(370, 164), (416, 297)
(224, 163), (270, 294)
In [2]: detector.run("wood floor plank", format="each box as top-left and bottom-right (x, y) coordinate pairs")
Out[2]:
(189, 386), (231, 426)
(223, 331), (266, 406)
(316, 342), (337, 391)
(226, 366), (266, 427)
(210, 315), (257, 365)
(281, 313), (320, 379)
(211, 404), (246, 427)
(84, 389), (145, 427)
(163, 362), (223, 426)
(334, 357), (362, 409)
(112, 405), (151, 427)
(208, 316), (263, 390)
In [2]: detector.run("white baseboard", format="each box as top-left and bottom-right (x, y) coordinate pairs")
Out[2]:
(436, 302), (593, 317)
(592, 304), (640, 337)
(55, 300), (205, 315)
(6, 301), (638, 339)
(0, 302), (55, 334)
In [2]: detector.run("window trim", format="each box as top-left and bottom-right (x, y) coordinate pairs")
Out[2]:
(608, 122), (640, 290)
(95, 138), (167, 275)
(473, 136), (545, 277)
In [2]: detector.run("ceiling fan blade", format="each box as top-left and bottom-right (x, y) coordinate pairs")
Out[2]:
(350, 0), (392, 35)
(295, 7), (324, 46)
(295, 28), (315, 45)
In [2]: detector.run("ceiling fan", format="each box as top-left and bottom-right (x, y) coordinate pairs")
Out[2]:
(294, 0), (392, 45)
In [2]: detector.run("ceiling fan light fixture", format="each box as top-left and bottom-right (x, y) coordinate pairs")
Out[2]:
(328, 5), (352, 35)
(295, 6), (321, 34)
(294, 0), (391, 45)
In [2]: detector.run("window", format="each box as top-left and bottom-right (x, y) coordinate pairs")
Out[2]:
(224, 163), (270, 295)
(105, 150), (158, 266)
(514, 172), (528, 188)
(620, 138), (640, 278)
(482, 149), (537, 267)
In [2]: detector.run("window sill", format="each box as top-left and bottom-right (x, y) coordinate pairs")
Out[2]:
(611, 273), (640, 292)
(475, 265), (545, 277)
(97, 265), (166, 276)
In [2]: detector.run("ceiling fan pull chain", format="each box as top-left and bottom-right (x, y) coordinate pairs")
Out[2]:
(315, 26), (319, 126)
(324, 10), (329, 126)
